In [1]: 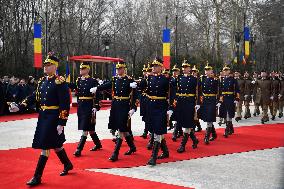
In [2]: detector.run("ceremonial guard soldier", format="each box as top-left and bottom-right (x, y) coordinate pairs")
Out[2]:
(139, 64), (149, 139)
(269, 71), (280, 120)
(219, 65), (240, 137)
(278, 73), (284, 118)
(255, 70), (272, 124)
(69, 62), (102, 157)
(243, 71), (253, 119)
(172, 60), (199, 153)
(251, 72), (260, 116)
(235, 71), (245, 122)
(91, 62), (138, 162)
(141, 58), (173, 166)
(192, 65), (202, 132)
(171, 65), (183, 141)
(199, 63), (219, 144)
(9, 54), (73, 186)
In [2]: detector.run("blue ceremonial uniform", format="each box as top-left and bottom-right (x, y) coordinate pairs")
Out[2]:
(200, 75), (219, 122)
(144, 74), (172, 135)
(97, 75), (138, 132)
(219, 76), (240, 119)
(21, 75), (70, 149)
(70, 76), (100, 131)
(173, 74), (198, 128)
(139, 77), (147, 121)
(170, 76), (178, 122)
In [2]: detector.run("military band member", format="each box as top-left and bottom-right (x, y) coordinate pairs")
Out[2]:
(141, 58), (173, 166)
(69, 62), (102, 157)
(199, 63), (219, 144)
(235, 71), (245, 122)
(269, 71), (280, 120)
(243, 71), (253, 119)
(90, 62), (138, 162)
(278, 73), (284, 118)
(192, 65), (202, 132)
(219, 65), (240, 137)
(172, 60), (199, 153)
(10, 54), (73, 186)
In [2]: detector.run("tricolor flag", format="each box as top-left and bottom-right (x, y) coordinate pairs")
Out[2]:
(163, 29), (171, 69)
(244, 27), (250, 58)
(34, 23), (42, 68)
(66, 62), (71, 83)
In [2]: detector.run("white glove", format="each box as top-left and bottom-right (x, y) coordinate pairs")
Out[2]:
(130, 82), (137, 88)
(57, 125), (64, 135)
(167, 110), (173, 118)
(234, 100), (238, 104)
(278, 94), (282, 99)
(92, 108), (97, 114)
(216, 103), (221, 108)
(90, 87), (97, 94)
(251, 80), (255, 84)
(251, 95), (254, 99)
(9, 102), (20, 112)
(128, 109), (135, 117)
(270, 96), (274, 100)
(195, 105), (200, 111)
(98, 80), (103, 85)
(244, 95), (248, 99)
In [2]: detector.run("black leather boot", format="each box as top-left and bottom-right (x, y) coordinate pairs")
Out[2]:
(177, 133), (189, 153)
(204, 127), (212, 144)
(26, 155), (48, 186)
(109, 138), (123, 162)
(228, 121), (234, 135)
(172, 126), (178, 142)
(147, 141), (160, 166)
(189, 131), (199, 149)
(158, 139), (169, 159)
(209, 125), (217, 141)
(90, 132), (102, 151)
(74, 135), (87, 157)
(124, 135), (137, 155)
(195, 120), (202, 132)
(147, 133), (154, 150)
(56, 149), (73, 176)
(224, 122), (230, 138)
(140, 129), (148, 139)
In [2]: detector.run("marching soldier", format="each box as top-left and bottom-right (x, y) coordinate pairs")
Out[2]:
(278, 73), (284, 118)
(219, 65), (240, 137)
(243, 71), (253, 119)
(70, 62), (102, 157)
(192, 65), (202, 132)
(218, 71), (225, 126)
(235, 71), (245, 122)
(255, 70), (272, 124)
(171, 65), (183, 141)
(269, 71), (280, 120)
(9, 54), (73, 186)
(141, 57), (173, 166)
(139, 64), (149, 139)
(172, 60), (199, 153)
(199, 63), (219, 144)
(90, 61), (138, 162)
(251, 72), (260, 116)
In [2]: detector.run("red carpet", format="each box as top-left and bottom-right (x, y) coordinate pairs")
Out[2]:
(0, 106), (110, 123)
(0, 124), (283, 188)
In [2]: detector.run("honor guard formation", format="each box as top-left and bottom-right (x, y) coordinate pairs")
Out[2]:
(8, 54), (284, 186)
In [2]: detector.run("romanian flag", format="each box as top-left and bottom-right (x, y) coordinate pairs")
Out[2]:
(34, 23), (42, 68)
(66, 61), (71, 83)
(163, 29), (171, 69)
(244, 27), (250, 58)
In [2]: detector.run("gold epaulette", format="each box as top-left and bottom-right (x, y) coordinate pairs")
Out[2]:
(55, 75), (65, 84)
